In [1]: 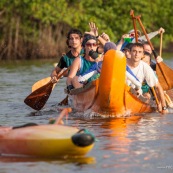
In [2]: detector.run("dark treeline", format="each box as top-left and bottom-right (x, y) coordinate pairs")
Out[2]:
(0, 0), (173, 60)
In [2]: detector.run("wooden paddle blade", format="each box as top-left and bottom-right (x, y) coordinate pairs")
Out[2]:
(156, 62), (173, 90)
(32, 77), (56, 92)
(32, 77), (51, 92)
(58, 95), (68, 106)
(24, 82), (54, 110)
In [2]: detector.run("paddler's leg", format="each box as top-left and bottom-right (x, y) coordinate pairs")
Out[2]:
(72, 76), (84, 88)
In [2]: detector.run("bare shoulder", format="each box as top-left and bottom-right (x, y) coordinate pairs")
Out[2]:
(71, 57), (80, 67)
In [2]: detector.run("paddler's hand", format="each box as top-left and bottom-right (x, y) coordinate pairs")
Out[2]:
(51, 76), (59, 83)
(119, 34), (129, 43)
(100, 32), (110, 42)
(162, 109), (169, 114)
(161, 106), (169, 114)
(158, 27), (165, 34)
(156, 56), (163, 63)
(85, 22), (98, 37)
(67, 85), (74, 94)
(136, 88), (143, 97)
(157, 104), (169, 114)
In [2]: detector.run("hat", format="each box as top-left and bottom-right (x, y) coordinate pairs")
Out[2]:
(128, 29), (141, 36)
(104, 42), (117, 54)
(122, 43), (133, 51)
(82, 34), (96, 47)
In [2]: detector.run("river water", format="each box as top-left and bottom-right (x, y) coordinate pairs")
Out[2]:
(0, 59), (173, 173)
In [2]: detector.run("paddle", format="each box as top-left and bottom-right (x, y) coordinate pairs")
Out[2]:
(132, 31), (160, 43)
(159, 32), (163, 57)
(32, 77), (56, 92)
(58, 95), (69, 106)
(130, 10), (138, 43)
(24, 67), (70, 111)
(159, 31), (173, 107)
(32, 67), (68, 92)
(135, 15), (173, 91)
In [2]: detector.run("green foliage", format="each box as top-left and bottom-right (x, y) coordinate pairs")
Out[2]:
(0, 0), (173, 60)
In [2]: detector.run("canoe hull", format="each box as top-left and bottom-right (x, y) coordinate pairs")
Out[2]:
(69, 50), (153, 116)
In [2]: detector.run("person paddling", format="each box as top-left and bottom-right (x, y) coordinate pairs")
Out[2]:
(50, 29), (84, 82)
(126, 43), (168, 114)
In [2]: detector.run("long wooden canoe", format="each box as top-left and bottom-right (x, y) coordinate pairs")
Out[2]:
(68, 50), (154, 117)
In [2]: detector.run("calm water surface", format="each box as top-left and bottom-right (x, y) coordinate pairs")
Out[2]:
(0, 59), (173, 173)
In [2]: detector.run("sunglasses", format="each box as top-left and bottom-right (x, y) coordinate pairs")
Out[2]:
(86, 43), (97, 47)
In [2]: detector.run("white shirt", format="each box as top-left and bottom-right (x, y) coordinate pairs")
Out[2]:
(128, 61), (158, 87)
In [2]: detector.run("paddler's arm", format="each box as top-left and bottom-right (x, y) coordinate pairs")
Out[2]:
(66, 57), (80, 91)
(116, 34), (129, 50)
(50, 56), (68, 82)
(96, 34), (108, 46)
(50, 66), (62, 83)
(155, 82), (169, 114)
(86, 22), (109, 46)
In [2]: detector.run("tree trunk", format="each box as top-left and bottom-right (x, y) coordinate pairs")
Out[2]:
(7, 18), (13, 60)
(14, 16), (20, 59)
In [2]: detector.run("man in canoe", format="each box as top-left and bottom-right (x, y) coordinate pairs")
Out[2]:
(127, 43), (168, 114)
(66, 34), (97, 92)
(141, 50), (173, 108)
(50, 29), (84, 82)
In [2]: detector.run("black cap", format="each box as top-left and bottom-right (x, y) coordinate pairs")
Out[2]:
(82, 34), (96, 47)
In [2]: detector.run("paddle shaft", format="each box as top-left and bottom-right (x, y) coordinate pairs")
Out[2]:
(160, 32), (163, 57)
(151, 87), (159, 106)
(135, 16), (155, 49)
(135, 15), (170, 85)
(130, 10), (138, 43)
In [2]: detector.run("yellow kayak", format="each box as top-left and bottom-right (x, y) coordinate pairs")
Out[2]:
(0, 124), (94, 158)
(0, 108), (95, 158)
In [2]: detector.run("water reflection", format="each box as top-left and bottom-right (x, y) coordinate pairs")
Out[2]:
(72, 112), (173, 171)
(100, 116), (141, 154)
(0, 155), (96, 165)
(1, 60), (173, 173)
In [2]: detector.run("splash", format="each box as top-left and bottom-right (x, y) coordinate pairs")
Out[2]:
(70, 109), (133, 118)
